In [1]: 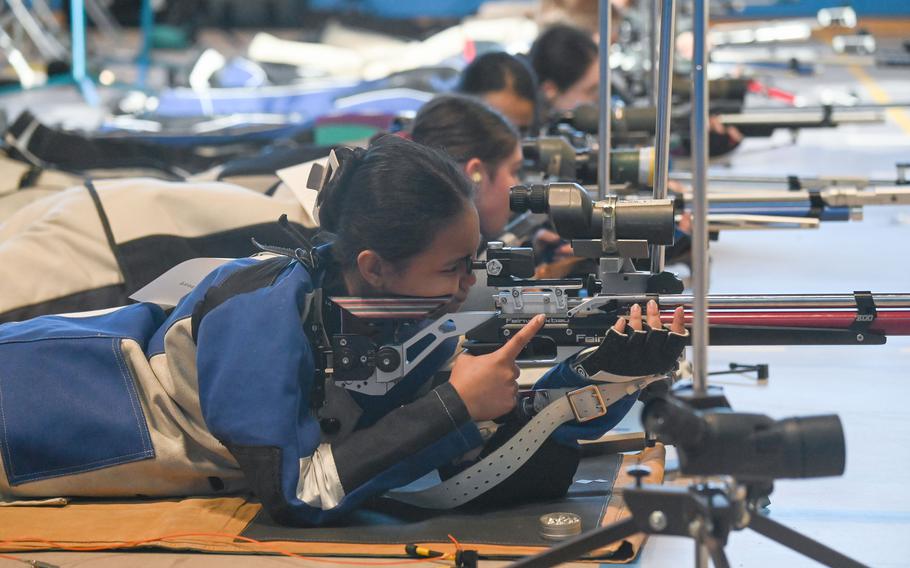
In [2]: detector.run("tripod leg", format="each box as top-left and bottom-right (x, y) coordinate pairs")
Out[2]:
(509, 517), (640, 568)
(749, 513), (869, 568)
(704, 538), (731, 568)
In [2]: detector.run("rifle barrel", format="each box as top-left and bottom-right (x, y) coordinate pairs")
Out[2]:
(680, 187), (910, 208)
(719, 109), (883, 126)
(670, 172), (897, 189)
(703, 213), (820, 230)
(647, 293), (910, 309)
(659, 310), (910, 335)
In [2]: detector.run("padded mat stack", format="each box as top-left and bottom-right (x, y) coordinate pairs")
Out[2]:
(0, 445), (665, 563)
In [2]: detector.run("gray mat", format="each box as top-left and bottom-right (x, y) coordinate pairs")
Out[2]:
(242, 453), (628, 552)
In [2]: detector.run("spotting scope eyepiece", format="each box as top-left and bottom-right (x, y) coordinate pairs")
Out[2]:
(642, 396), (846, 481)
(509, 184), (551, 215)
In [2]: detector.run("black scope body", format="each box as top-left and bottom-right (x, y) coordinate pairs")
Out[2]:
(563, 101), (745, 138)
(566, 104), (701, 137)
(521, 137), (654, 188)
(562, 76), (751, 135)
(564, 104), (657, 136)
(672, 77), (750, 102)
(510, 182), (675, 245)
(642, 397), (846, 481)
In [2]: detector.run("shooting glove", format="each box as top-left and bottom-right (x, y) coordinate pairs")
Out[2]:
(533, 323), (688, 446)
(574, 324), (688, 380)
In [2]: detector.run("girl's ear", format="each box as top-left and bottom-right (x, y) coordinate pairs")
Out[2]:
(540, 80), (559, 104)
(464, 157), (485, 185)
(356, 249), (388, 290)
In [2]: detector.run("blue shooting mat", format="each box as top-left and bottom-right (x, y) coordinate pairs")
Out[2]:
(94, 119), (317, 148)
(152, 64), (456, 119)
(96, 66), (453, 147)
(153, 84), (354, 118)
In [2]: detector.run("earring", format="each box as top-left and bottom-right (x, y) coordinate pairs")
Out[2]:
(471, 172), (482, 183)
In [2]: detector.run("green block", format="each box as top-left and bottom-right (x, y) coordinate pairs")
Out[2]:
(315, 124), (380, 146)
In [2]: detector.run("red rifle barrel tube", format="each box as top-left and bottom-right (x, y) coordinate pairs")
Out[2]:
(659, 310), (910, 335)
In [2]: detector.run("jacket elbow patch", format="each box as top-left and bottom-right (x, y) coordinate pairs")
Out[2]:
(226, 443), (297, 525)
(333, 383), (477, 491)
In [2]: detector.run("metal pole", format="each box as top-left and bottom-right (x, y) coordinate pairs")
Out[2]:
(71, 0), (87, 85)
(691, 0), (710, 396)
(649, 0), (676, 273)
(649, 0), (659, 106)
(70, 0), (98, 105)
(138, 0), (154, 88)
(598, 0), (612, 200)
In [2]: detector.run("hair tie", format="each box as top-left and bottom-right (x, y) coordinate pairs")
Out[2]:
(314, 146), (366, 233)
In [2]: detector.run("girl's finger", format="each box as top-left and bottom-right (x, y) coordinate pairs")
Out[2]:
(646, 299), (662, 329)
(628, 303), (643, 332)
(671, 306), (687, 334)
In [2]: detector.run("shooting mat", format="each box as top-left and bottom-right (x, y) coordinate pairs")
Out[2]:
(0, 445), (664, 563)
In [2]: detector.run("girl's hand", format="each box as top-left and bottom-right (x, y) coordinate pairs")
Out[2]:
(450, 314), (546, 421)
(579, 301), (688, 378)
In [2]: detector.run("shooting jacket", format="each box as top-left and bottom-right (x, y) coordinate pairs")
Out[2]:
(0, 178), (314, 324)
(0, 253), (636, 524)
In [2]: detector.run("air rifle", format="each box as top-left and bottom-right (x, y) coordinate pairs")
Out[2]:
(716, 106), (884, 137)
(554, 102), (884, 142)
(516, 142), (909, 233)
(670, 163), (910, 226)
(502, 184), (909, 251)
(521, 138), (910, 226)
(463, 183), (910, 362)
(671, 162), (910, 190)
(296, 182), (909, 400)
(677, 184), (910, 223)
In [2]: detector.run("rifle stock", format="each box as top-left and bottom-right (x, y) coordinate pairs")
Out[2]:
(464, 291), (910, 362)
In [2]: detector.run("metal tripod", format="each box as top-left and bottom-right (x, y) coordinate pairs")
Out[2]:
(510, 476), (868, 568)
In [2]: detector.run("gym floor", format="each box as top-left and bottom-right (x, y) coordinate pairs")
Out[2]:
(11, 42), (910, 568)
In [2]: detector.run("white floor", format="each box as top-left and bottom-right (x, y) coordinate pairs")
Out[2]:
(638, 203), (910, 568)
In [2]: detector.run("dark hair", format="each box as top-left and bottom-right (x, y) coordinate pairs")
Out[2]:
(457, 52), (538, 106)
(410, 94), (519, 167)
(316, 135), (474, 268)
(530, 24), (597, 93)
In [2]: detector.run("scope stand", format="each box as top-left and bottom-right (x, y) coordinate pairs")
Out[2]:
(509, 479), (868, 568)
